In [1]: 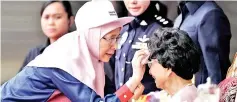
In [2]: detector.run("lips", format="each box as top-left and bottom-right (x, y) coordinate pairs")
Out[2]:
(46, 28), (56, 33)
(129, 7), (141, 11)
(106, 53), (114, 56)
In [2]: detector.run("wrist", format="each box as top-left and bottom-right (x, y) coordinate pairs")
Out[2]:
(125, 77), (140, 93)
(131, 75), (142, 83)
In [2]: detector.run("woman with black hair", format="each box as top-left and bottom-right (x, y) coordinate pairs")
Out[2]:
(19, 0), (74, 71)
(135, 27), (201, 101)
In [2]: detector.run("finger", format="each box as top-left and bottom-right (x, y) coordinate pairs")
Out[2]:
(134, 50), (146, 58)
(136, 55), (146, 65)
(138, 84), (145, 91)
(141, 66), (146, 75)
(141, 55), (149, 65)
(133, 84), (144, 100)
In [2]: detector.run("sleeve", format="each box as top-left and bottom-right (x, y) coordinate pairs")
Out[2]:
(50, 68), (134, 102)
(197, 9), (231, 84)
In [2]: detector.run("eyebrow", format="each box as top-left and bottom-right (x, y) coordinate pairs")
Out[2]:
(105, 34), (118, 38)
(43, 13), (64, 16)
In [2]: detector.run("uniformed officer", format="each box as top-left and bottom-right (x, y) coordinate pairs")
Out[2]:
(105, 0), (173, 95)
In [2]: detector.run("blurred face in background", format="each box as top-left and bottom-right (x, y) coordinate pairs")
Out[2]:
(41, 2), (72, 43)
(99, 28), (121, 62)
(123, 0), (150, 16)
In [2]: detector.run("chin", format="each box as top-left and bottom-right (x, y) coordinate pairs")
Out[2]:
(130, 12), (141, 16)
(155, 84), (160, 89)
(99, 57), (110, 62)
(129, 9), (145, 16)
(155, 81), (162, 89)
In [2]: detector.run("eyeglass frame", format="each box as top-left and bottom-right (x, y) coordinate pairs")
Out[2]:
(102, 36), (121, 45)
(124, 60), (154, 68)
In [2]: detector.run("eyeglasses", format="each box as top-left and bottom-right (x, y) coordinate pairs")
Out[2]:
(147, 61), (153, 68)
(102, 36), (121, 44)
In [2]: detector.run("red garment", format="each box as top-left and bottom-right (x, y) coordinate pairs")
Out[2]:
(47, 90), (70, 102)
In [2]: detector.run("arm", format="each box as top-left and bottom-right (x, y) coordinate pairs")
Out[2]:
(198, 9), (231, 84)
(48, 50), (147, 101)
(49, 68), (138, 102)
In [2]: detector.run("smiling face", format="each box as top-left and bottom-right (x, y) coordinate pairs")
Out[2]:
(123, 0), (150, 16)
(149, 59), (171, 89)
(99, 27), (121, 62)
(41, 2), (71, 42)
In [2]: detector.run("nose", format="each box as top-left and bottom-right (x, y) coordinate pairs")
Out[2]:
(131, 0), (138, 4)
(111, 43), (117, 50)
(149, 68), (152, 75)
(48, 18), (54, 25)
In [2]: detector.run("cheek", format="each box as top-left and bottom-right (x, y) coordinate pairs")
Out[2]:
(153, 68), (167, 88)
(139, 1), (150, 12)
(41, 19), (47, 30)
(99, 47), (108, 57)
(55, 19), (70, 32)
(99, 42), (111, 62)
(99, 41), (107, 54)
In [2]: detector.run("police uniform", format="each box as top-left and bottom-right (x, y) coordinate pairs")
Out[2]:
(105, 1), (173, 94)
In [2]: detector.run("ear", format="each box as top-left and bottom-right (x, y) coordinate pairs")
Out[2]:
(68, 16), (75, 27)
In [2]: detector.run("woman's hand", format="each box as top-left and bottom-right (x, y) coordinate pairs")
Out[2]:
(125, 50), (149, 96)
(131, 50), (149, 82)
(132, 83), (145, 100)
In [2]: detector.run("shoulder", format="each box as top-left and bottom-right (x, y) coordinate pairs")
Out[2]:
(121, 23), (130, 34)
(198, 1), (225, 17)
(26, 45), (46, 57)
(178, 85), (197, 102)
(28, 44), (45, 53)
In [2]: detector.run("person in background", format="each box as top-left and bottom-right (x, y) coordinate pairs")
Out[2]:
(104, 0), (173, 95)
(1, 1), (148, 101)
(173, 1), (231, 86)
(19, 0), (74, 71)
(218, 52), (237, 102)
(135, 27), (201, 102)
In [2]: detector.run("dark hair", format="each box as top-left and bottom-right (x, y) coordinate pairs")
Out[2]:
(40, 0), (73, 18)
(148, 27), (201, 80)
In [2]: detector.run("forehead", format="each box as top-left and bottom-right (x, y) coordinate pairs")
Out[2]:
(42, 2), (66, 15)
(103, 28), (121, 37)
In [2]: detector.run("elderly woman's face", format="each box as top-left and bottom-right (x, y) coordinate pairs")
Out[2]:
(99, 28), (121, 62)
(149, 59), (170, 89)
(123, 0), (150, 16)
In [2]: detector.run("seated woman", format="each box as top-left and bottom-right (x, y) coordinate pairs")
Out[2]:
(218, 52), (237, 102)
(1, 0), (148, 102)
(135, 28), (201, 102)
